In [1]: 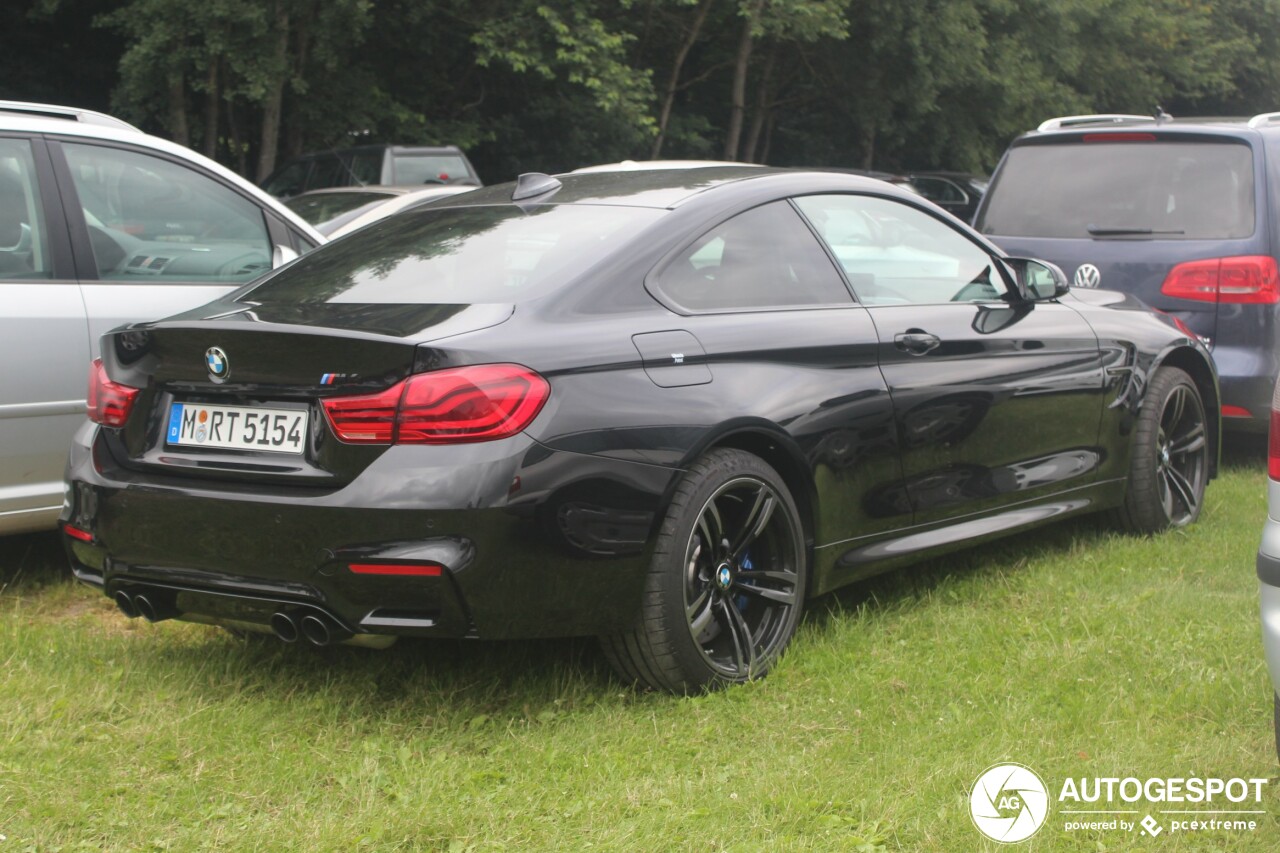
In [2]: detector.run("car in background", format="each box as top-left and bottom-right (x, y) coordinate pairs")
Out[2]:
(571, 159), (762, 173)
(907, 171), (987, 223)
(63, 166), (1218, 692)
(283, 185), (475, 238)
(0, 100), (325, 536)
(975, 111), (1280, 434)
(1260, 376), (1280, 759)
(262, 144), (482, 199)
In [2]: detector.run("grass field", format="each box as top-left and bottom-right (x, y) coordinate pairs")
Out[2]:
(1, 451), (1276, 851)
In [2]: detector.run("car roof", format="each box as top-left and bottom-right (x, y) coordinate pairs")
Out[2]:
(0, 102), (326, 245)
(1026, 112), (1280, 140)
(439, 166), (924, 210)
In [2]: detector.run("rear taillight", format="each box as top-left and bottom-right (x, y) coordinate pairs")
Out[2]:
(322, 363), (549, 445)
(1160, 256), (1280, 304)
(348, 562), (444, 576)
(87, 358), (140, 427)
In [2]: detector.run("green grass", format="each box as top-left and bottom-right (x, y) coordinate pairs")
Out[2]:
(1, 453), (1277, 851)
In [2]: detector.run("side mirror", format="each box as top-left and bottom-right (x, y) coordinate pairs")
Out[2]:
(1003, 257), (1069, 301)
(271, 244), (299, 269)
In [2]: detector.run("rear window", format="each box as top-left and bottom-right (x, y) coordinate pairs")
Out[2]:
(244, 203), (663, 305)
(393, 155), (473, 185)
(977, 140), (1255, 240)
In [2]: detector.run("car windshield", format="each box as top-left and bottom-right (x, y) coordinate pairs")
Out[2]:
(243, 203), (664, 305)
(977, 140), (1254, 239)
(393, 155), (473, 185)
(284, 191), (394, 227)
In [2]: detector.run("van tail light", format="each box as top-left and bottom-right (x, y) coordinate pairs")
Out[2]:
(87, 358), (140, 427)
(1271, 380), (1280, 479)
(322, 364), (549, 445)
(1160, 256), (1280, 304)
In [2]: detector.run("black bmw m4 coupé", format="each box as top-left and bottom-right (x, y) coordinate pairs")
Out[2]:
(63, 166), (1219, 692)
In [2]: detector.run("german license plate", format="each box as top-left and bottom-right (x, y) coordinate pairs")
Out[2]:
(166, 403), (307, 454)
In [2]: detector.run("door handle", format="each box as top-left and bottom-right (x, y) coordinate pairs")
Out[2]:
(894, 331), (941, 355)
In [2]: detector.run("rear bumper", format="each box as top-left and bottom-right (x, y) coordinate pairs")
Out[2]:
(63, 422), (676, 640)
(1257, 480), (1280, 692)
(1215, 343), (1274, 432)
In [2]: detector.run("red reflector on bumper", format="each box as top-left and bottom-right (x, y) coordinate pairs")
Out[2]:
(63, 524), (93, 542)
(1222, 405), (1253, 418)
(348, 562), (444, 577)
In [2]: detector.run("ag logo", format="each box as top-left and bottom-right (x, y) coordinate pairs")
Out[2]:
(1073, 263), (1101, 288)
(969, 763), (1049, 843)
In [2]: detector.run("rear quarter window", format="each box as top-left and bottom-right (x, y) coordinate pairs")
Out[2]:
(977, 139), (1255, 240)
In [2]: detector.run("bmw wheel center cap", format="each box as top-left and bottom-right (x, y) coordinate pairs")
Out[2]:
(205, 346), (230, 382)
(716, 563), (733, 590)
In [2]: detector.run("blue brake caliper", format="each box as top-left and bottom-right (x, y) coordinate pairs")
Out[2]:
(736, 552), (753, 611)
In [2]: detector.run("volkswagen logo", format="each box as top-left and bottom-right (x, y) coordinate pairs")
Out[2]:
(1073, 263), (1102, 288)
(205, 347), (230, 382)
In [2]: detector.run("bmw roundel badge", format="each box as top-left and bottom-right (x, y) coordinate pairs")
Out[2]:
(205, 346), (230, 382)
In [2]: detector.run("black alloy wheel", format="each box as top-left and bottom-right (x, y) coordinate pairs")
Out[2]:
(600, 449), (807, 693)
(1117, 367), (1210, 532)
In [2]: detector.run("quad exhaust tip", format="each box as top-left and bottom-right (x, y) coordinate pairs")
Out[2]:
(114, 590), (140, 619)
(115, 589), (176, 622)
(270, 611), (300, 644)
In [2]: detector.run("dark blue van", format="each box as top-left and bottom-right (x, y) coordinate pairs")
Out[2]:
(975, 112), (1280, 432)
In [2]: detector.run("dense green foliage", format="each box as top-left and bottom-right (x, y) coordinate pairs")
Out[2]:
(4, 0), (1279, 182)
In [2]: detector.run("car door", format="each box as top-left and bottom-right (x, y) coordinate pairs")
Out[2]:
(794, 193), (1106, 527)
(48, 139), (281, 353)
(646, 199), (909, 550)
(0, 134), (87, 534)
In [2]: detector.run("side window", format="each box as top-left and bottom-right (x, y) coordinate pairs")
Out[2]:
(653, 201), (852, 312)
(263, 161), (310, 198)
(794, 195), (1005, 305)
(0, 138), (52, 280)
(912, 177), (966, 205)
(349, 151), (382, 185)
(306, 154), (346, 191)
(62, 143), (272, 283)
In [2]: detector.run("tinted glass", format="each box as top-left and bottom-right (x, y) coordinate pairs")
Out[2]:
(263, 161), (309, 197)
(912, 177), (965, 204)
(350, 151), (383, 184)
(304, 154), (348, 191)
(393, 155), (472, 185)
(0, 138), (51, 279)
(795, 194), (1005, 305)
(977, 140), (1255, 239)
(655, 202), (852, 312)
(63, 143), (272, 282)
(245, 203), (663, 305)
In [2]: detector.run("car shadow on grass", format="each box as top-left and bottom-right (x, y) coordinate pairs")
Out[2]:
(24, 441), (1268, 717)
(0, 530), (69, 593)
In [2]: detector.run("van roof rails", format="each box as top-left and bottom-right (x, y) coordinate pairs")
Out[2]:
(1248, 112), (1280, 128)
(0, 100), (141, 133)
(1036, 114), (1156, 132)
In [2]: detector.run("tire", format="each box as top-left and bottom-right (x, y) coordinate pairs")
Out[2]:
(1115, 366), (1210, 533)
(600, 448), (807, 693)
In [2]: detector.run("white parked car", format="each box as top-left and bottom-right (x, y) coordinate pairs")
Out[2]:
(283, 185), (474, 238)
(0, 101), (325, 535)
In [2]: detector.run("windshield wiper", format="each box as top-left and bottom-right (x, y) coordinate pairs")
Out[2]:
(1086, 225), (1185, 237)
